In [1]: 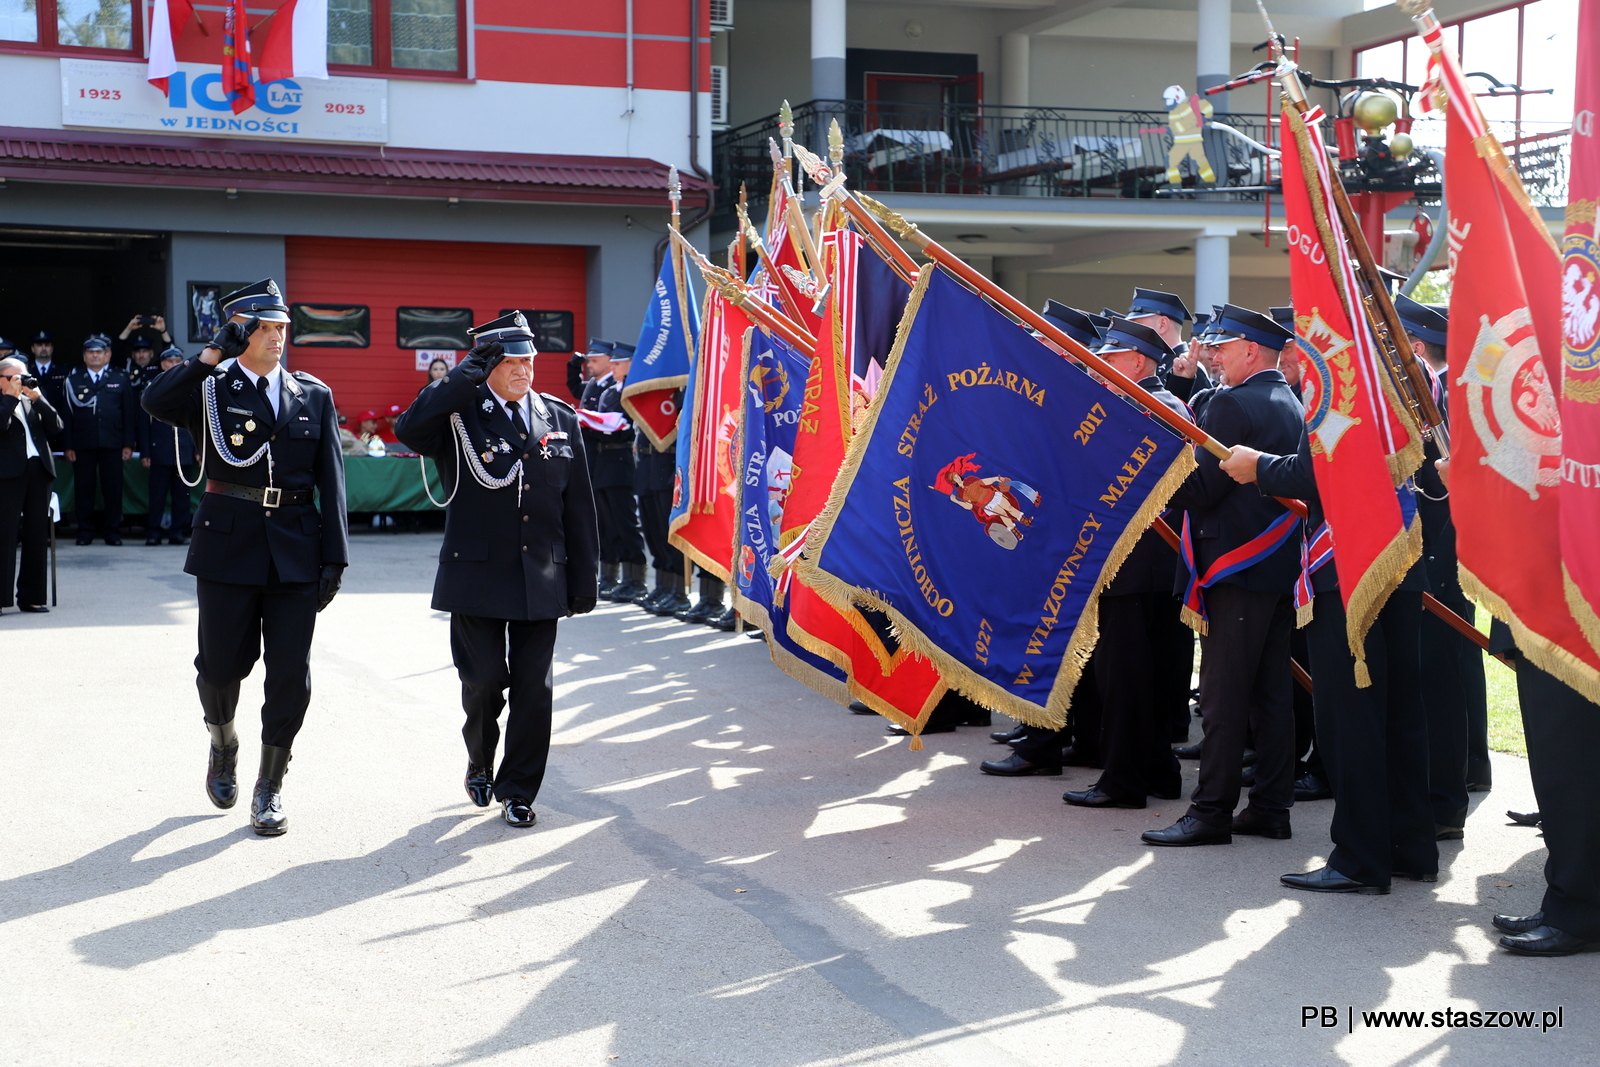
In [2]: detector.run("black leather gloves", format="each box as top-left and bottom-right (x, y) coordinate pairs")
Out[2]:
(208, 316), (259, 360)
(457, 341), (506, 384)
(317, 564), (345, 612)
(567, 596), (597, 616)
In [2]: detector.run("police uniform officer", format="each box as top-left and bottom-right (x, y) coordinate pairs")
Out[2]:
(61, 335), (137, 545)
(25, 331), (70, 420)
(138, 345), (197, 546)
(635, 392), (689, 614)
(394, 312), (600, 828)
(1395, 295), (1490, 824)
(1144, 305), (1304, 847)
(141, 279), (349, 837)
(124, 335), (163, 389)
(580, 339), (647, 602)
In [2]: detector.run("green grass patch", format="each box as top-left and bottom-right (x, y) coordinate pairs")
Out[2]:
(1473, 611), (1526, 758)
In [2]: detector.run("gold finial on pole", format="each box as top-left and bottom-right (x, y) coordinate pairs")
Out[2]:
(828, 118), (844, 169)
(778, 100), (795, 157)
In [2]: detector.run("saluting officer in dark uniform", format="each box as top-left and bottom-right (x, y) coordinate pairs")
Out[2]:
(61, 335), (137, 545)
(1397, 294), (1491, 830)
(142, 279), (349, 837)
(395, 313), (600, 828)
(580, 339), (647, 602)
(1145, 305), (1304, 847)
(138, 345), (197, 546)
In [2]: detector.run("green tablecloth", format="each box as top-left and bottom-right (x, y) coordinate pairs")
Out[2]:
(50, 455), (448, 516)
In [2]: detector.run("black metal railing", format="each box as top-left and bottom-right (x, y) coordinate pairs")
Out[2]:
(714, 99), (1280, 219)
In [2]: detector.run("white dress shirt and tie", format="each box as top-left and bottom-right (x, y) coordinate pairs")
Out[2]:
(0, 364), (61, 611)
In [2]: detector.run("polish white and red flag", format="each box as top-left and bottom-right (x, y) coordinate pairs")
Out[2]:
(257, 0), (330, 83)
(147, 0), (195, 96)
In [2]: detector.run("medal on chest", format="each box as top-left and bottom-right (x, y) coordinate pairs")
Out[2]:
(230, 433), (245, 446)
(244, 419), (256, 432)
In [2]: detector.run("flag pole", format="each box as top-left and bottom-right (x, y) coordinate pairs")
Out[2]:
(669, 227), (819, 356)
(737, 213), (818, 327)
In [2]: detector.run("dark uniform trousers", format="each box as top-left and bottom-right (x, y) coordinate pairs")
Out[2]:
(452, 614), (560, 802)
(1095, 592), (1184, 800)
(147, 462), (193, 536)
(74, 448), (125, 537)
(595, 478), (646, 565)
(1518, 659), (1600, 940)
(1014, 658), (1100, 763)
(1291, 627), (1322, 777)
(0, 456), (52, 608)
(1154, 608), (1196, 742)
(636, 444), (681, 579)
(1305, 589), (1436, 885)
(1420, 565), (1486, 828)
(1189, 584), (1296, 826)
(196, 569), (319, 748)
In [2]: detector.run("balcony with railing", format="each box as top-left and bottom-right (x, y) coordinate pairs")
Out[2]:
(712, 99), (1569, 222)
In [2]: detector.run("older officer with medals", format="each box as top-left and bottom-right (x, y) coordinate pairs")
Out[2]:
(395, 313), (600, 828)
(142, 279), (349, 837)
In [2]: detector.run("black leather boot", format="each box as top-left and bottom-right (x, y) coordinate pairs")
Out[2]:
(612, 562), (648, 603)
(676, 575), (725, 623)
(597, 562), (621, 600)
(205, 721), (240, 809)
(635, 574), (669, 608)
(650, 576), (691, 616)
(710, 606), (739, 631)
(250, 745), (292, 836)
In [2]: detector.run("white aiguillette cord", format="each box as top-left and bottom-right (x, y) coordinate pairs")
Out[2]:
(178, 371), (276, 491)
(420, 412), (525, 508)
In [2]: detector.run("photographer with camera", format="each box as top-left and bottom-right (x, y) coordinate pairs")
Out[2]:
(117, 314), (173, 378)
(0, 357), (60, 614)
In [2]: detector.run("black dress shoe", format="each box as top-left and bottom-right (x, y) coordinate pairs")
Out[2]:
(1143, 815), (1231, 847)
(887, 722), (954, 736)
(1172, 740), (1203, 760)
(464, 765), (493, 808)
(1436, 824), (1465, 841)
(1466, 781), (1492, 793)
(1060, 746), (1100, 767)
(17, 604), (47, 613)
(979, 753), (1061, 777)
(1232, 807), (1291, 839)
(1148, 787), (1182, 801)
(1064, 786), (1142, 808)
(205, 722), (239, 809)
(1499, 926), (1599, 957)
(709, 607), (739, 631)
(650, 591), (692, 616)
(990, 723), (1027, 743)
(1507, 809), (1542, 827)
(1294, 772), (1333, 801)
(1493, 910), (1546, 934)
(849, 700), (877, 716)
(675, 598), (722, 623)
(1392, 869), (1438, 882)
(1281, 864), (1389, 895)
(502, 798), (536, 827)
(104, 536), (122, 546)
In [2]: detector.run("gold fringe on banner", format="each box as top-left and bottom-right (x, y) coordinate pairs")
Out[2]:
(1564, 565), (1600, 665)
(666, 319), (747, 582)
(1461, 565), (1600, 706)
(1344, 511), (1423, 687)
(793, 264), (1198, 729)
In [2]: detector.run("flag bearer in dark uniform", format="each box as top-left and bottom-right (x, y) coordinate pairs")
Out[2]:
(61, 335), (137, 545)
(1058, 320), (1189, 806)
(1144, 305), (1303, 847)
(138, 345), (197, 545)
(580, 340), (647, 602)
(395, 313), (600, 828)
(1397, 294), (1491, 825)
(0, 355), (60, 614)
(1223, 416), (1435, 894)
(26, 331), (70, 421)
(635, 395), (689, 614)
(141, 279), (348, 837)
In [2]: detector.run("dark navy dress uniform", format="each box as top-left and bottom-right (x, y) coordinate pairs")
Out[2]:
(60, 353), (137, 543)
(0, 385), (60, 610)
(635, 416), (683, 598)
(137, 348), (198, 544)
(395, 313), (600, 814)
(1257, 426), (1436, 890)
(581, 369), (646, 570)
(1156, 307), (1305, 840)
(25, 350), (71, 430)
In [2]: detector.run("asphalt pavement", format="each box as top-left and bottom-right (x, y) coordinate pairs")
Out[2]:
(1, 534), (1590, 1067)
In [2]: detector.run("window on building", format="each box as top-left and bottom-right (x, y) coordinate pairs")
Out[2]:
(1353, 0), (1577, 143)
(501, 310), (576, 354)
(0, 0), (139, 52)
(291, 304), (371, 348)
(328, 0), (465, 76)
(396, 307), (473, 349)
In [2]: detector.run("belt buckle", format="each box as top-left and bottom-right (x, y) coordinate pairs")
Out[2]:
(262, 486), (282, 508)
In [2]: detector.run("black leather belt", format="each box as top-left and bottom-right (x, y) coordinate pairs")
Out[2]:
(205, 479), (313, 507)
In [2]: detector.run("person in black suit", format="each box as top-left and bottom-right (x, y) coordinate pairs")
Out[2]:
(142, 279), (349, 837)
(25, 331), (70, 422)
(0, 356), (61, 613)
(1144, 305), (1304, 847)
(60, 336), (137, 545)
(580, 340), (647, 603)
(138, 345), (197, 546)
(1224, 418), (1435, 894)
(395, 312), (601, 828)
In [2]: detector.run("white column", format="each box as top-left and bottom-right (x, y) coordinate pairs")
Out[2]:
(812, 0), (847, 101)
(1196, 0), (1231, 112)
(1001, 33), (1029, 109)
(1193, 232), (1231, 314)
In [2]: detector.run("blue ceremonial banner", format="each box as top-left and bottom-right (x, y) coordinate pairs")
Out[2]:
(622, 249), (700, 449)
(731, 327), (850, 700)
(798, 267), (1196, 726)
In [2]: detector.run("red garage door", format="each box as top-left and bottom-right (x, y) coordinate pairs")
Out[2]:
(284, 235), (585, 419)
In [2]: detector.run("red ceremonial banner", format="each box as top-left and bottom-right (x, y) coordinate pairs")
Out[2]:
(1279, 108), (1421, 683)
(1559, 0), (1600, 659)
(1427, 20), (1600, 700)
(780, 228), (852, 549)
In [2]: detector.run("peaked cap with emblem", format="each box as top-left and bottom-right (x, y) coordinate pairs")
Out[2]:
(607, 340), (636, 361)
(1038, 300), (1105, 350)
(469, 311), (538, 356)
(1212, 304), (1294, 350)
(1095, 317), (1176, 367)
(160, 344), (186, 361)
(82, 335), (110, 352)
(220, 279), (291, 323)
(1268, 306), (1295, 329)
(1394, 292), (1449, 346)
(1128, 287), (1192, 324)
